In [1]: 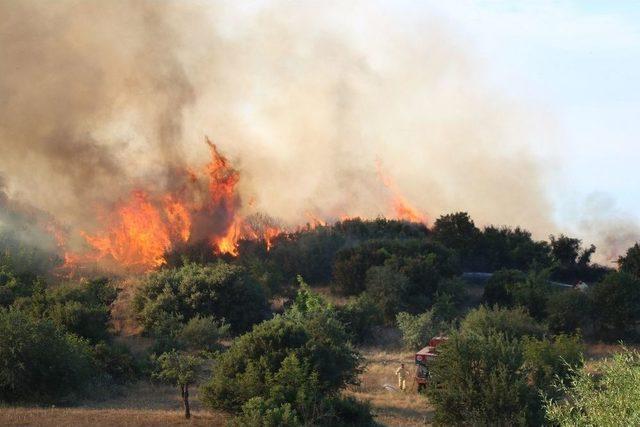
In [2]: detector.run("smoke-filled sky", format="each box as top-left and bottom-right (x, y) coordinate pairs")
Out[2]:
(0, 0), (638, 261)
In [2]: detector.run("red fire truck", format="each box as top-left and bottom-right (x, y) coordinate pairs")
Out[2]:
(414, 336), (448, 392)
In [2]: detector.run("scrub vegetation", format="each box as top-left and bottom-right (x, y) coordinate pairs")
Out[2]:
(2, 213), (640, 425)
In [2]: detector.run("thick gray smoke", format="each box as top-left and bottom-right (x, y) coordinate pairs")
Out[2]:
(0, 1), (559, 249)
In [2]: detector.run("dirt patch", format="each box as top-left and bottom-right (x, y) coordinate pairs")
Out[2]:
(348, 349), (434, 426)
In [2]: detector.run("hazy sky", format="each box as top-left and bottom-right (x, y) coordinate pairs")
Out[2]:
(417, 0), (640, 230)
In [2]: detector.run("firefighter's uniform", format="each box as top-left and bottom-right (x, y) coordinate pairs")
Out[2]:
(395, 365), (409, 391)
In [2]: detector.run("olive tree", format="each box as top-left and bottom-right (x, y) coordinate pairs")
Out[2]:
(154, 350), (203, 419)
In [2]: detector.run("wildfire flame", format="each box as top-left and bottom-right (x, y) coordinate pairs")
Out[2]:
(375, 159), (427, 223)
(81, 191), (181, 269)
(51, 139), (428, 274)
(72, 139), (252, 271)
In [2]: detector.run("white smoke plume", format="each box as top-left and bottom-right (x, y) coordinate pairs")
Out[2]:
(0, 0), (559, 251)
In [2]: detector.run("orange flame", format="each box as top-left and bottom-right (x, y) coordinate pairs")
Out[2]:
(375, 159), (427, 223)
(78, 138), (244, 270)
(81, 191), (179, 269)
(47, 138), (429, 275)
(215, 217), (241, 256)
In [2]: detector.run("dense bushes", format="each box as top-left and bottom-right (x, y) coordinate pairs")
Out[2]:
(133, 262), (269, 335)
(396, 309), (451, 350)
(430, 331), (537, 425)
(546, 289), (591, 334)
(545, 348), (640, 425)
(0, 308), (94, 402)
(0, 273), (139, 404)
(431, 212), (553, 272)
(590, 271), (640, 340)
(201, 285), (371, 425)
(6, 278), (118, 344)
(428, 306), (583, 425)
(332, 239), (459, 296)
(459, 305), (545, 339)
(481, 267), (640, 341)
(481, 269), (525, 307)
(336, 294), (384, 345)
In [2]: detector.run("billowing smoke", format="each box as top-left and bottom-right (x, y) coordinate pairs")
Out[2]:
(1, 0), (559, 256)
(576, 193), (640, 264)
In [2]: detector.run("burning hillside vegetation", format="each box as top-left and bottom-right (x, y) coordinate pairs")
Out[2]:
(36, 138), (427, 274)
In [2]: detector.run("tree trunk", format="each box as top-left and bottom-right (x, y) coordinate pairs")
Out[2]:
(182, 384), (191, 419)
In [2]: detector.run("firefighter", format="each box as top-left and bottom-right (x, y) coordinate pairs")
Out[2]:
(395, 363), (409, 391)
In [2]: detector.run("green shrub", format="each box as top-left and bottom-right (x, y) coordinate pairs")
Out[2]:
(133, 262), (268, 334)
(545, 349), (640, 426)
(363, 265), (411, 324)
(201, 285), (366, 425)
(546, 289), (591, 334)
(590, 271), (640, 340)
(14, 278), (117, 343)
(507, 270), (552, 320)
(460, 305), (546, 340)
(429, 331), (538, 425)
(0, 266), (43, 307)
(92, 342), (140, 385)
(522, 334), (584, 397)
(178, 315), (230, 352)
(396, 310), (450, 350)
(48, 301), (111, 343)
(0, 308), (94, 402)
(336, 294), (384, 345)
(429, 307), (584, 425)
(482, 269), (526, 307)
(232, 398), (300, 427)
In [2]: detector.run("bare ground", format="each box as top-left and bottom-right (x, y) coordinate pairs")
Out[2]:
(0, 382), (229, 426)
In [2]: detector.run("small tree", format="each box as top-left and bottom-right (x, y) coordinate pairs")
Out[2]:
(618, 243), (640, 278)
(154, 350), (203, 419)
(201, 284), (368, 425)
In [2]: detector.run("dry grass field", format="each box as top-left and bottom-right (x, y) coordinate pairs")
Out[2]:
(0, 350), (434, 426)
(348, 349), (434, 426)
(0, 383), (229, 427)
(3, 343), (633, 426)
(0, 408), (225, 427)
